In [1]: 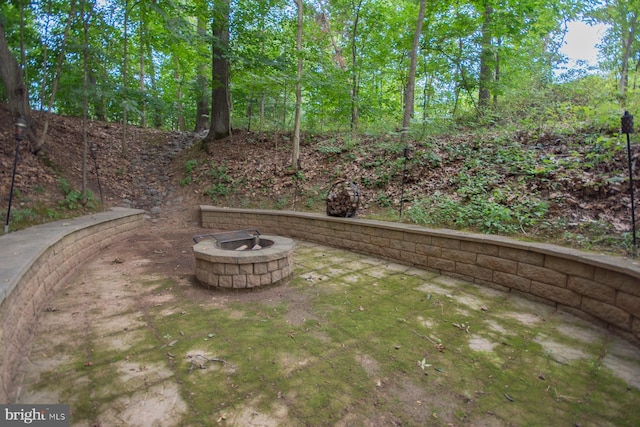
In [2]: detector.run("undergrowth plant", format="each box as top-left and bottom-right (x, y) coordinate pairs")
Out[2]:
(206, 162), (234, 201)
(58, 178), (95, 210)
(180, 159), (198, 186)
(407, 191), (549, 235)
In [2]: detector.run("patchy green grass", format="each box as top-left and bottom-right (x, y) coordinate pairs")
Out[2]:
(19, 243), (640, 426)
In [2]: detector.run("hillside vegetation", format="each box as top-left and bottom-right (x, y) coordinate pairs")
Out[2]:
(1, 75), (638, 256)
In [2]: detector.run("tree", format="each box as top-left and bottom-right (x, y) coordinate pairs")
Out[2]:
(401, 0), (426, 145)
(350, 0), (363, 132)
(194, 0), (210, 133)
(291, 0), (303, 170)
(478, 2), (493, 111)
(0, 20), (36, 147)
(81, 0), (92, 205)
(593, 0), (640, 100)
(37, 0), (77, 153)
(204, 0), (230, 146)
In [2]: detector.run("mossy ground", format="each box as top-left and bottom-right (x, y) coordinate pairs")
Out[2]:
(16, 238), (640, 426)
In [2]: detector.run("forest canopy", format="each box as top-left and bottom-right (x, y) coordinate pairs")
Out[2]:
(0, 0), (638, 135)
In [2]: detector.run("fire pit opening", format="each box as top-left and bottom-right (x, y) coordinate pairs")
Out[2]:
(193, 229), (295, 289)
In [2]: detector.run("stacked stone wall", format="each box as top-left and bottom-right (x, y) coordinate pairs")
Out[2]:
(0, 209), (145, 403)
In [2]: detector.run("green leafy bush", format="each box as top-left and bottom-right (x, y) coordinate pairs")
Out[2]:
(180, 159), (199, 186)
(407, 191), (549, 235)
(58, 178), (95, 210)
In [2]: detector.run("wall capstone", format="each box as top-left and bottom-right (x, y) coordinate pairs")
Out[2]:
(0, 208), (145, 403)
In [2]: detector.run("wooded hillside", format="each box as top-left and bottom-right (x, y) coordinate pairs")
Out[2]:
(0, 0), (639, 255)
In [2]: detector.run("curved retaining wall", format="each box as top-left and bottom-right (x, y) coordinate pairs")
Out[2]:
(201, 206), (640, 346)
(0, 208), (145, 403)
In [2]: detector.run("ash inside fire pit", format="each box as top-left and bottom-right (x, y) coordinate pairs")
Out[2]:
(193, 229), (295, 289)
(221, 237), (273, 251)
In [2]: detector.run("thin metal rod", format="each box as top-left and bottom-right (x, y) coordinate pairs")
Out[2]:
(627, 132), (637, 255)
(93, 157), (104, 210)
(4, 138), (21, 233)
(399, 155), (408, 220)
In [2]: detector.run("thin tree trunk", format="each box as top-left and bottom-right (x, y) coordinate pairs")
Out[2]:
(174, 58), (185, 131)
(139, 4), (147, 128)
(81, 0), (91, 204)
(401, 0), (426, 145)
(37, 0), (76, 153)
(478, 3), (493, 111)
(350, 0), (363, 132)
(493, 37), (500, 108)
(620, 12), (637, 98)
(40, 1), (51, 111)
(147, 40), (161, 128)
(292, 0), (303, 171)
(195, 10), (210, 132)
(20, 0), (26, 82)
(122, 0), (129, 156)
(317, 0), (344, 68)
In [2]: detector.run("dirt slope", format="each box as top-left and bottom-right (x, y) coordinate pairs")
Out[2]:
(1, 102), (637, 254)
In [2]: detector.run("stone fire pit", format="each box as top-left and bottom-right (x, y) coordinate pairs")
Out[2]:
(193, 230), (295, 289)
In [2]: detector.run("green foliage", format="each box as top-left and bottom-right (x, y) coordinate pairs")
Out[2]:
(180, 159), (198, 186)
(58, 178), (95, 210)
(407, 191), (549, 235)
(11, 208), (38, 224)
(4, 0), (609, 134)
(206, 162), (234, 202)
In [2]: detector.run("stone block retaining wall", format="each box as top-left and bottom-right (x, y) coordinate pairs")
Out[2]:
(0, 208), (145, 403)
(201, 206), (640, 346)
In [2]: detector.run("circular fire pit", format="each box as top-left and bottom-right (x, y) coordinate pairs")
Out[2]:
(194, 233), (295, 289)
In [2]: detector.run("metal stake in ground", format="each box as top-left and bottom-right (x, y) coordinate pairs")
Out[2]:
(622, 111), (636, 255)
(399, 146), (411, 220)
(4, 118), (27, 233)
(90, 144), (105, 210)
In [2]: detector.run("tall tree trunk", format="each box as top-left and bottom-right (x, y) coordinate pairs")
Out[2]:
(147, 40), (161, 128)
(19, 0), (26, 83)
(139, 4), (147, 128)
(478, 3), (493, 111)
(122, 0), (129, 155)
(350, 0), (363, 132)
(195, 9), (210, 133)
(292, 0), (303, 171)
(0, 21), (36, 146)
(493, 37), (501, 108)
(401, 0), (426, 145)
(174, 57), (185, 131)
(81, 0), (91, 205)
(204, 0), (231, 145)
(40, 1), (51, 111)
(620, 11), (637, 98)
(37, 0), (76, 153)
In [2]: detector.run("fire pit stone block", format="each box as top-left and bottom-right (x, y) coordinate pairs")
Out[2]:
(194, 235), (295, 289)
